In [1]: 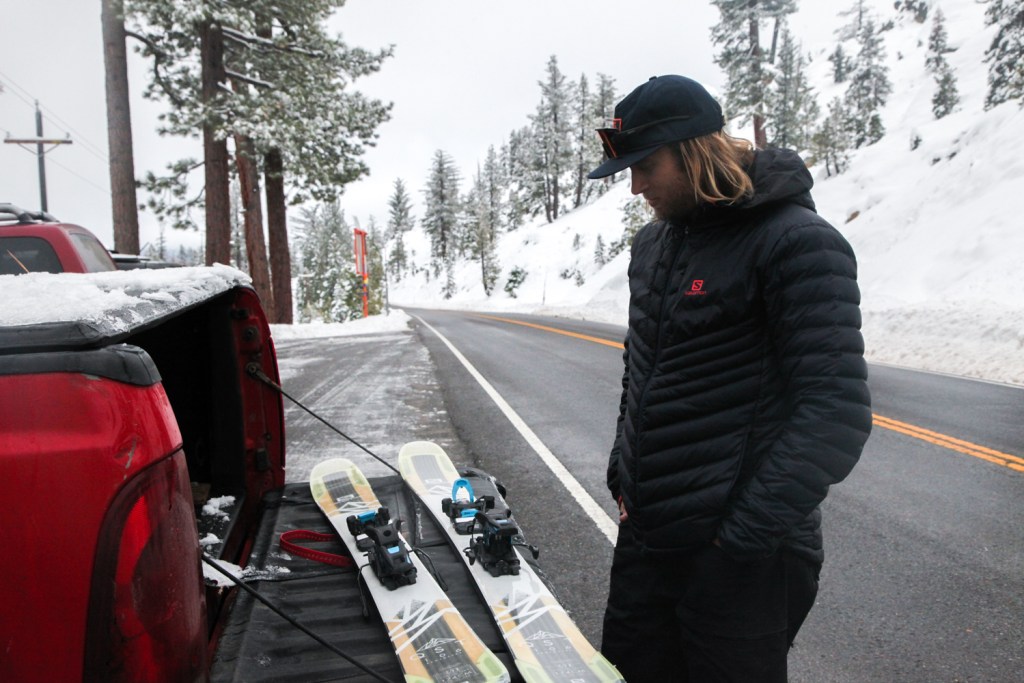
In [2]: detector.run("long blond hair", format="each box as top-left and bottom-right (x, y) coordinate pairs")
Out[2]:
(675, 131), (755, 206)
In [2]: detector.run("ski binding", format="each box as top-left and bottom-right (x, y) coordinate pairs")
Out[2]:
(345, 506), (417, 590)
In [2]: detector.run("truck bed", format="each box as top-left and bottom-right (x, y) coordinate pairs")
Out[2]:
(210, 471), (527, 683)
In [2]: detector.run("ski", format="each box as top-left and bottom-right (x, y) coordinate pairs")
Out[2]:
(398, 442), (625, 683)
(310, 458), (510, 683)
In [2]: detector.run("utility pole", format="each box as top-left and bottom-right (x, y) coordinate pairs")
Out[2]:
(3, 102), (72, 212)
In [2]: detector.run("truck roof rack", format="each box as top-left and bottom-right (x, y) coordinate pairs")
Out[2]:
(0, 203), (59, 225)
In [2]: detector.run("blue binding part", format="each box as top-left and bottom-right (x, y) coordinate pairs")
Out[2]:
(357, 510), (377, 524)
(451, 478), (475, 503)
(453, 479), (478, 519)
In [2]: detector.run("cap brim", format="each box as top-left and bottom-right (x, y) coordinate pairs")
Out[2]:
(587, 145), (662, 179)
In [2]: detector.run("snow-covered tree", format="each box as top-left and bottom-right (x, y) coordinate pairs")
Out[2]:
(811, 97), (853, 176)
(364, 217), (387, 315)
(828, 44), (852, 83)
(927, 8), (960, 119)
(836, 0), (871, 41)
(984, 0), (1024, 109)
(386, 178), (414, 280)
(422, 150), (462, 287)
(591, 73), (618, 186)
(768, 28), (819, 151)
(503, 127), (533, 230)
(296, 202), (357, 322)
(896, 0), (930, 24)
(125, 0), (392, 321)
(845, 16), (892, 147)
(594, 234), (607, 266)
(712, 0), (798, 148)
(464, 165), (501, 296)
(572, 74), (603, 209)
(609, 196), (651, 259)
(530, 55), (575, 222)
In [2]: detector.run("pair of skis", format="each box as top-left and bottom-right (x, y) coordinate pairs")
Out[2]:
(309, 442), (623, 683)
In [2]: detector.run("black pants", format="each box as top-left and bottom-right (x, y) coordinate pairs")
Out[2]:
(601, 524), (820, 682)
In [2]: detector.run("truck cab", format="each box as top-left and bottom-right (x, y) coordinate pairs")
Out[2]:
(0, 203), (117, 274)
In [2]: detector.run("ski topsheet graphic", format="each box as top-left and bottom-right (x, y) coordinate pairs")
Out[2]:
(309, 458), (509, 683)
(398, 442), (625, 683)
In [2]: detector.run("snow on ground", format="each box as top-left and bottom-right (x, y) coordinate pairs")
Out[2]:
(269, 309), (411, 341)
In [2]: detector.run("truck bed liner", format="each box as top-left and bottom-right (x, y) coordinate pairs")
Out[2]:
(211, 472), (525, 683)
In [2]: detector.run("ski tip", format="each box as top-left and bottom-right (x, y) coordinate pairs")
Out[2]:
(309, 457), (358, 480)
(397, 441), (447, 458)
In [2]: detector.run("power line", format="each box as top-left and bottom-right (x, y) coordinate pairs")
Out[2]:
(0, 69), (110, 164)
(46, 155), (112, 196)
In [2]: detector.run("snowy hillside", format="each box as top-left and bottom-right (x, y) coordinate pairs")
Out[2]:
(390, 0), (1024, 387)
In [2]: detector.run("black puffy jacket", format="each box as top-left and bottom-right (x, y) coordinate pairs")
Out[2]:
(609, 148), (872, 564)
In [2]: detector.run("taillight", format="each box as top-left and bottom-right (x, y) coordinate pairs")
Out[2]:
(84, 453), (208, 682)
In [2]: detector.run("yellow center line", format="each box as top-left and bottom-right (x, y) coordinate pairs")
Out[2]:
(873, 415), (1024, 472)
(472, 313), (1023, 473)
(474, 314), (624, 349)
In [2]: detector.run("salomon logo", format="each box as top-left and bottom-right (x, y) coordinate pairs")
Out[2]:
(684, 279), (707, 296)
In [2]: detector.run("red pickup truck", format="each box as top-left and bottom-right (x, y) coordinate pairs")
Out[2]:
(1, 263), (530, 682)
(0, 203), (118, 274)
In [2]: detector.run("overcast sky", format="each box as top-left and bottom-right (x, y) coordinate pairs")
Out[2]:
(0, 0), (840, 252)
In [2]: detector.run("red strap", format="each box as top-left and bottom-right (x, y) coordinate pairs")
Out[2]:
(280, 529), (354, 568)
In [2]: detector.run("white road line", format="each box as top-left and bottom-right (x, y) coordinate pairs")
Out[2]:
(413, 314), (619, 546)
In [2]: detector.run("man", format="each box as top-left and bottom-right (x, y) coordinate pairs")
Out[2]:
(588, 75), (872, 681)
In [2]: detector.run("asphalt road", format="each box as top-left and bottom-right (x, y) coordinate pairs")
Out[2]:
(276, 309), (1024, 682)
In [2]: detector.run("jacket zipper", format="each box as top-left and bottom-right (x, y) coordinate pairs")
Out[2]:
(632, 225), (688, 507)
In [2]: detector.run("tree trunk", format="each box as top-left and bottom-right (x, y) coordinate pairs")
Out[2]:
(200, 21), (231, 265)
(101, 0), (140, 255)
(748, 10), (768, 149)
(264, 149), (292, 323)
(235, 135), (275, 320)
(769, 17), (781, 65)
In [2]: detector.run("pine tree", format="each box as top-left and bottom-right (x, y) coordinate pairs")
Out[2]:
(572, 74), (603, 209)
(594, 234), (607, 266)
(811, 97), (853, 176)
(296, 202), (354, 322)
(845, 16), (892, 147)
(926, 7), (955, 73)
(932, 64), (960, 119)
(592, 73), (618, 187)
(364, 217), (386, 315)
(465, 166), (501, 296)
(530, 55), (575, 222)
(828, 44), (851, 83)
(609, 196), (651, 259)
(836, 0), (871, 41)
(503, 127), (533, 230)
(983, 0), (1024, 109)
(125, 0), (392, 322)
(896, 0), (930, 24)
(480, 146), (507, 238)
(422, 150), (462, 279)
(768, 28), (819, 151)
(386, 178), (414, 280)
(927, 8), (960, 119)
(712, 0), (798, 149)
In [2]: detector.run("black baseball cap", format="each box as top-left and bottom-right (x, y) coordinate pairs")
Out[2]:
(588, 75), (725, 179)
